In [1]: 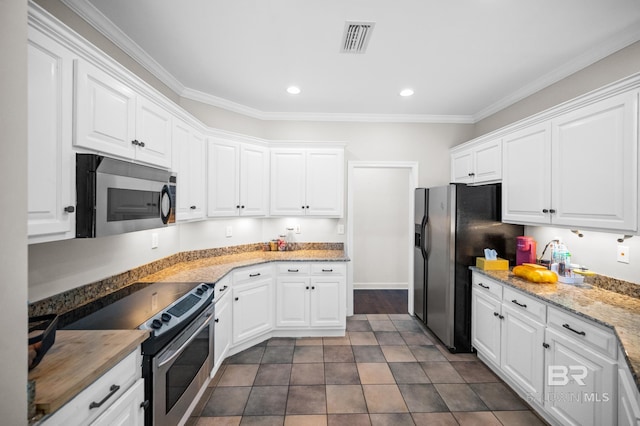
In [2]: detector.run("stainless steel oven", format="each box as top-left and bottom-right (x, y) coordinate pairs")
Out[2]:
(76, 153), (176, 238)
(152, 303), (214, 426)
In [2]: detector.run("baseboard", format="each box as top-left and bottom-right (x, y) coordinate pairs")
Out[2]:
(353, 282), (409, 290)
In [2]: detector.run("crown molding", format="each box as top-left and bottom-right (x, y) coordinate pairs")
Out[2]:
(181, 88), (474, 123)
(60, 0), (185, 95)
(58, 0), (640, 125)
(473, 22), (640, 123)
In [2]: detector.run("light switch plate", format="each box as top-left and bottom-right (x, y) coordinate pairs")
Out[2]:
(337, 224), (345, 235)
(226, 226), (233, 238)
(294, 224), (301, 234)
(151, 233), (159, 249)
(617, 245), (629, 263)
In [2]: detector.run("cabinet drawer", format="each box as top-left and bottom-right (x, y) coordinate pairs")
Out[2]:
(503, 286), (546, 323)
(44, 349), (141, 426)
(277, 264), (310, 275)
(471, 273), (502, 301)
(233, 264), (273, 284)
(310, 263), (346, 275)
(547, 306), (617, 359)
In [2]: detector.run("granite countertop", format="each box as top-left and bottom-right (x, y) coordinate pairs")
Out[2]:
(137, 249), (350, 283)
(471, 267), (640, 391)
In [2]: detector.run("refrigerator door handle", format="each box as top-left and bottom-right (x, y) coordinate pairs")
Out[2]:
(423, 219), (431, 258)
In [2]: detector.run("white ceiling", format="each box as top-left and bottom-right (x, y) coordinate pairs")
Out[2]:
(62, 0), (640, 122)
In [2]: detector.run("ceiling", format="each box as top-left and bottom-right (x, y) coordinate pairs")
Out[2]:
(62, 0), (640, 122)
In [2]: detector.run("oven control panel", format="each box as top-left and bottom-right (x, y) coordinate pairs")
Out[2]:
(140, 283), (214, 336)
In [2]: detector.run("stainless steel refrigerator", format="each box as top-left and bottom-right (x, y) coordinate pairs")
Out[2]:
(413, 184), (523, 353)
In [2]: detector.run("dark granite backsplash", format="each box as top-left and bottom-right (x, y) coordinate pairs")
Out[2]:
(29, 242), (344, 318)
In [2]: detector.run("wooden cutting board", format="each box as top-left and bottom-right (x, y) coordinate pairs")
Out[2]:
(28, 329), (149, 414)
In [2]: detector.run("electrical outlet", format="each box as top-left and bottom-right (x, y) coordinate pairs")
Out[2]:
(337, 224), (345, 235)
(294, 224), (301, 234)
(226, 226), (233, 238)
(617, 245), (630, 264)
(151, 233), (159, 249)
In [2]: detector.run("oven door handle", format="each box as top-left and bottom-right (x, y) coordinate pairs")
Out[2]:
(157, 312), (213, 369)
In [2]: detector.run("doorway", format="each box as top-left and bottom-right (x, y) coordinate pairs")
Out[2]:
(346, 161), (418, 316)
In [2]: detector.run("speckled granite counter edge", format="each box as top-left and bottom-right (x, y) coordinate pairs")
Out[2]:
(29, 242), (345, 317)
(470, 266), (640, 393)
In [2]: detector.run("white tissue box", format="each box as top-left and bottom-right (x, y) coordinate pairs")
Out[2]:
(476, 257), (509, 270)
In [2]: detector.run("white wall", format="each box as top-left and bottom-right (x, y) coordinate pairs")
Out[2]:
(1, 0), (29, 423)
(526, 226), (640, 285)
(352, 168), (410, 288)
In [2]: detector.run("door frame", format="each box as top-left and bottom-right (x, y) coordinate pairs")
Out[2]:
(346, 161), (419, 316)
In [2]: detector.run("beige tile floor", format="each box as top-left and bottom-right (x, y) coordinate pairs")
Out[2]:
(187, 314), (548, 426)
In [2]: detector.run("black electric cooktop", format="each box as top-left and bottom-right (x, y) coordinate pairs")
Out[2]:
(62, 282), (202, 330)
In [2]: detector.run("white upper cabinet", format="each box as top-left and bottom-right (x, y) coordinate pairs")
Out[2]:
(75, 60), (171, 168)
(207, 138), (269, 217)
(27, 28), (76, 243)
(270, 148), (344, 217)
(503, 91), (638, 232)
(502, 123), (552, 225)
(451, 138), (502, 184)
(173, 119), (205, 221)
(550, 91), (638, 231)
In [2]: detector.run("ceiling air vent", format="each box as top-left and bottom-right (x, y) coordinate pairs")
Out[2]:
(340, 21), (375, 54)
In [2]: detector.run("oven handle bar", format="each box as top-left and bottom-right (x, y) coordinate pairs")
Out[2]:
(157, 312), (213, 369)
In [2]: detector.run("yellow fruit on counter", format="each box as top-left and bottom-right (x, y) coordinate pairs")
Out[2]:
(513, 264), (558, 283)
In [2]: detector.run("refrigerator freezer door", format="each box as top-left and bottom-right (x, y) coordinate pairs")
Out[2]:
(426, 185), (455, 348)
(413, 188), (427, 322)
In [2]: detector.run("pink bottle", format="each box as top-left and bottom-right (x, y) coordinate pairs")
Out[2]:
(516, 236), (537, 266)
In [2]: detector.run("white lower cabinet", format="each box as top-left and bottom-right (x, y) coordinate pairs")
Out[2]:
(91, 378), (145, 426)
(544, 327), (616, 426)
(276, 263), (346, 329)
(471, 272), (622, 426)
(618, 359), (640, 426)
(213, 278), (232, 371)
(232, 266), (274, 344)
(501, 303), (545, 403)
(43, 349), (143, 426)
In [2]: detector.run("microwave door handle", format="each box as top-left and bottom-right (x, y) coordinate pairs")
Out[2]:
(157, 312), (213, 368)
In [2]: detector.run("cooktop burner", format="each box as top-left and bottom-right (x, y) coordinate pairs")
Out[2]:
(63, 282), (204, 331)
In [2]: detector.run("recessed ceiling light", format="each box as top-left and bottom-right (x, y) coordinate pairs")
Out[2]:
(287, 86), (301, 95)
(400, 88), (414, 97)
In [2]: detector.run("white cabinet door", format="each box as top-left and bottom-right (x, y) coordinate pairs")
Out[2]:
(450, 139), (501, 184)
(91, 378), (144, 426)
(232, 279), (273, 344)
(214, 289), (231, 371)
(500, 304), (545, 403)
(551, 91), (638, 231)
(310, 276), (345, 328)
(502, 123), (552, 225)
(174, 120), (205, 220)
(27, 30), (75, 243)
(276, 277), (311, 327)
(75, 60), (172, 168)
(240, 144), (269, 216)
(75, 60), (136, 159)
(471, 288), (502, 366)
(451, 150), (474, 183)
(134, 97), (172, 168)
(544, 328), (616, 426)
(306, 149), (344, 217)
(207, 140), (240, 217)
(270, 149), (306, 216)
(474, 139), (502, 183)
(618, 363), (640, 426)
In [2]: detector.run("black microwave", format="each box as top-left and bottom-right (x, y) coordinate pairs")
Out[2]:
(76, 154), (176, 238)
